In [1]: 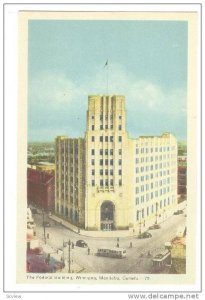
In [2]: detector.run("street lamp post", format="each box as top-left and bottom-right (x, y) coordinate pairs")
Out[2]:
(68, 240), (71, 273)
(42, 209), (46, 244)
(155, 203), (158, 225)
(116, 237), (119, 248)
(138, 210), (142, 235)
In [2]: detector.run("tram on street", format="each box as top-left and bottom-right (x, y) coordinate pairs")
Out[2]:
(96, 247), (126, 259)
(151, 249), (171, 272)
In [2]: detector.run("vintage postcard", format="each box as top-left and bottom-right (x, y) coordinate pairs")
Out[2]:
(3, 3), (201, 294)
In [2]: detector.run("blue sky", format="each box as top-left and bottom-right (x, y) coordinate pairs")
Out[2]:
(28, 20), (187, 141)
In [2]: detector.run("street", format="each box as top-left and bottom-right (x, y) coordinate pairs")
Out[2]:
(33, 207), (186, 274)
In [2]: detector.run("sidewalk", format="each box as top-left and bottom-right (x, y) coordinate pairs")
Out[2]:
(49, 201), (186, 238)
(49, 214), (135, 238)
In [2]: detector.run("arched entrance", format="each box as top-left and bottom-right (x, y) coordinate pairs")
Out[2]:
(100, 201), (115, 231)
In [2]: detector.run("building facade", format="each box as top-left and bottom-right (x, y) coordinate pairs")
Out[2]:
(55, 95), (178, 232)
(55, 137), (85, 227)
(27, 168), (55, 212)
(177, 156), (187, 197)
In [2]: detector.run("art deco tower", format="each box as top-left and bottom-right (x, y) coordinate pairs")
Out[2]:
(84, 95), (133, 230)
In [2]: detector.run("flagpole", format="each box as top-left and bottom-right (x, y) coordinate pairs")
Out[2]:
(107, 61), (109, 95)
(104, 60), (109, 95)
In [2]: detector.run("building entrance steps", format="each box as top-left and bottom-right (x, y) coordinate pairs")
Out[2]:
(49, 214), (136, 238)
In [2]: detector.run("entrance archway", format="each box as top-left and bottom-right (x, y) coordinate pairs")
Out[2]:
(100, 201), (115, 231)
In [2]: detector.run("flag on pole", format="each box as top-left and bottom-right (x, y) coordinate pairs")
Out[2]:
(104, 60), (108, 67)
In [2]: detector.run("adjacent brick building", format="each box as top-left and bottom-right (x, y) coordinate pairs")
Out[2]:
(27, 168), (55, 212)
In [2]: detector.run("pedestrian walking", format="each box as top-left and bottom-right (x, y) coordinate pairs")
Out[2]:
(88, 248), (90, 255)
(130, 242), (132, 248)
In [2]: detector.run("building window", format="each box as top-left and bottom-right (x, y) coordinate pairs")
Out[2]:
(110, 169), (113, 175)
(119, 179), (122, 186)
(110, 136), (113, 142)
(100, 149), (103, 155)
(119, 116), (122, 119)
(91, 136), (95, 142)
(92, 125), (95, 130)
(136, 187), (139, 194)
(91, 159), (95, 165)
(91, 149), (95, 155)
(100, 115), (103, 120)
(110, 159), (113, 165)
(105, 169), (108, 175)
(105, 179), (108, 186)
(119, 169), (122, 175)
(110, 125), (113, 129)
(92, 116), (94, 119)
(110, 179), (113, 186)
(110, 149), (113, 155)
(100, 169), (103, 175)
(105, 149), (108, 155)
(105, 159), (108, 166)
(136, 148), (139, 154)
(92, 169), (95, 175)
(136, 198), (139, 205)
(100, 179), (103, 186)
(100, 159), (103, 166)
(92, 180), (95, 186)
(105, 125), (108, 129)
(100, 136), (103, 142)
(100, 125), (103, 130)
(119, 149), (122, 155)
(118, 125), (122, 130)
(105, 136), (108, 142)
(118, 136), (122, 142)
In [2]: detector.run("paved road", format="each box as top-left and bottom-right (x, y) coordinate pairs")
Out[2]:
(33, 208), (186, 274)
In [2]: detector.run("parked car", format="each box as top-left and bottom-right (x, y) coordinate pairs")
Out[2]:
(27, 221), (36, 229)
(31, 208), (38, 214)
(149, 224), (161, 230)
(173, 210), (183, 215)
(76, 240), (88, 248)
(42, 221), (51, 227)
(138, 232), (152, 239)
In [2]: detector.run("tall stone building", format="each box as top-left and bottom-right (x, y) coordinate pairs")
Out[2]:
(55, 95), (178, 232)
(55, 137), (85, 227)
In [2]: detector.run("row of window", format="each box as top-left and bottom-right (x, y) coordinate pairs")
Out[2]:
(136, 146), (175, 154)
(91, 115), (122, 120)
(135, 155), (171, 163)
(91, 159), (122, 166)
(136, 198), (172, 220)
(91, 149), (122, 155)
(91, 125), (122, 131)
(136, 163), (171, 173)
(91, 169), (122, 176)
(56, 204), (79, 221)
(136, 177), (170, 185)
(91, 179), (122, 186)
(91, 136), (122, 142)
(135, 187), (170, 196)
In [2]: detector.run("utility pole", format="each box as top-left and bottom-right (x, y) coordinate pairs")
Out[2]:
(155, 203), (158, 225)
(68, 240), (71, 273)
(139, 210), (142, 235)
(42, 209), (46, 244)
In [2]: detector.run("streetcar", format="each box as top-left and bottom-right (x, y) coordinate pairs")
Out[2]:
(151, 249), (171, 272)
(96, 247), (126, 258)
